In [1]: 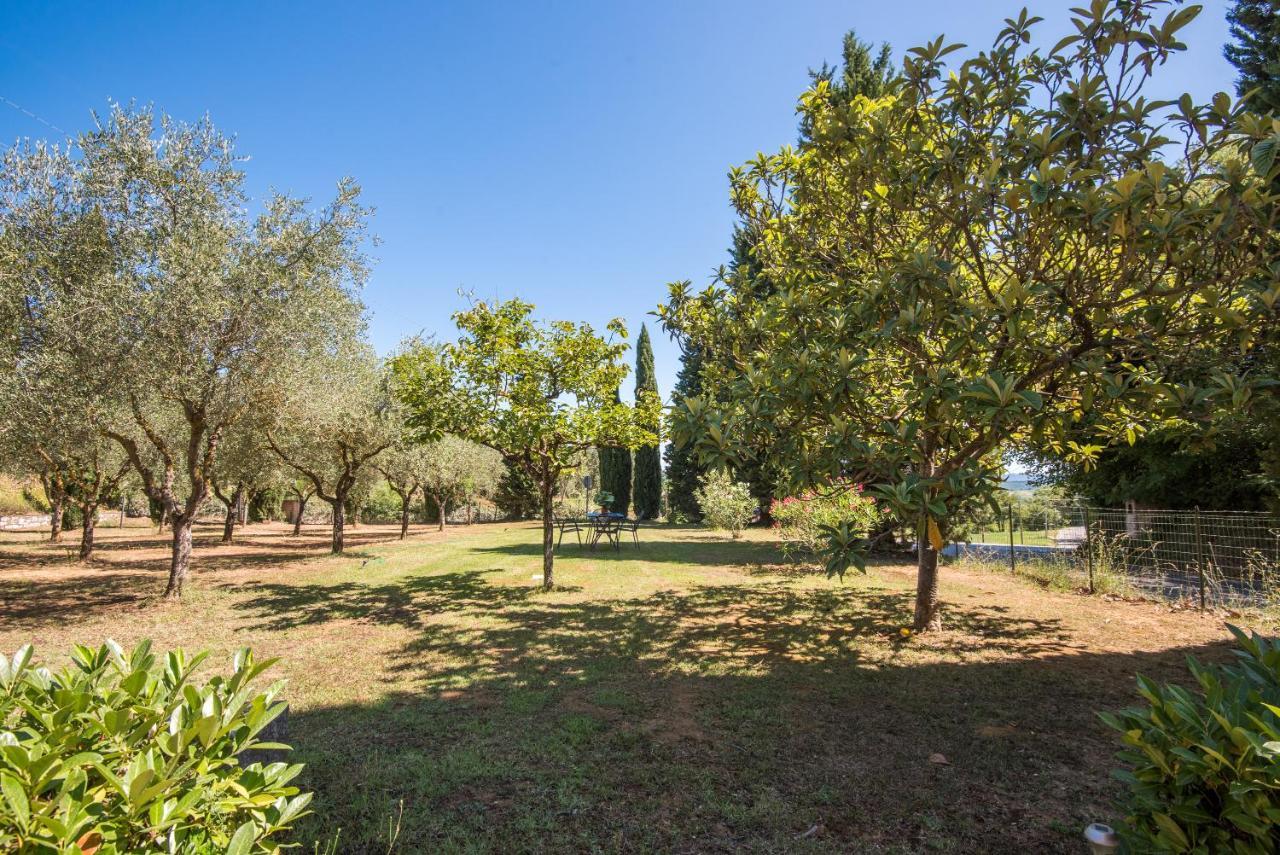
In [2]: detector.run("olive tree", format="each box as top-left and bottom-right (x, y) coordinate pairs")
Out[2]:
(375, 441), (428, 539)
(0, 141), (132, 557)
(209, 417), (283, 544)
(416, 435), (502, 531)
(660, 1), (1279, 629)
(393, 300), (659, 589)
(267, 346), (398, 554)
(286, 477), (317, 536)
(66, 106), (371, 598)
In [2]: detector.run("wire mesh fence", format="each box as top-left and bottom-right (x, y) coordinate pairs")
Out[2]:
(949, 503), (1280, 609)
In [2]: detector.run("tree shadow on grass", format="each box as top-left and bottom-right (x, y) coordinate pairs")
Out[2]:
(220, 562), (1166, 852)
(226, 569), (567, 633)
(0, 524), (419, 630)
(273, 566), (1235, 853)
(0, 572), (160, 629)
(481, 535), (786, 567)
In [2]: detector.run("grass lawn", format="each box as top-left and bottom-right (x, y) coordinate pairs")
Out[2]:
(965, 526), (1056, 547)
(0, 519), (1258, 853)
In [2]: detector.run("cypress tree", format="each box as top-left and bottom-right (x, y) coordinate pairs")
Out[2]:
(597, 389), (632, 514)
(800, 30), (893, 141)
(632, 324), (662, 518)
(1225, 1), (1280, 114)
(663, 344), (706, 521)
(664, 29), (894, 524)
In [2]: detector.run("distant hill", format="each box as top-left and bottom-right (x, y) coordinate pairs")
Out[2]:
(1001, 473), (1034, 493)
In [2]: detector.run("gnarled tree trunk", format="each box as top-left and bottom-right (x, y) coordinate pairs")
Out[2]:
(399, 495), (412, 539)
(435, 494), (448, 531)
(78, 501), (98, 560)
(221, 485), (244, 543)
(330, 496), (345, 554)
(292, 496), (308, 536)
(49, 493), (64, 542)
(165, 515), (193, 599)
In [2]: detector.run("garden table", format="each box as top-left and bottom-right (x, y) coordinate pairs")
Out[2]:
(585, 514), (624, 551)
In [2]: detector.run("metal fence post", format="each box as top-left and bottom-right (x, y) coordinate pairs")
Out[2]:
(1008, 502), (1016, 575)
(1084, 505), (1094, 594)
(1194, 506), (1206, 610)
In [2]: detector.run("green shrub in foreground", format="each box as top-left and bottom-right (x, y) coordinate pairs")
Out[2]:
(1102, 626), (1280, 853)
(0, 641), (309, 854)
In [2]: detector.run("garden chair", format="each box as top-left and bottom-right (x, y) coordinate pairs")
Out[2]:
(555, 516), (584, 549)
(618, 519), (641, 548)
(587, 516), (623, 552)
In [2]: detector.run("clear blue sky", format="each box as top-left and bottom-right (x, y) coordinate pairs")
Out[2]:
(0, 1), (1241, 401)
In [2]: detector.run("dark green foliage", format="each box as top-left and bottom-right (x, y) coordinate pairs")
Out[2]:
(0, 640), (310, 853)
(1102, 627), (1280, 853)
(665, 32), (896, 526)
(664, 345), (706, 521)
(360, 481), (405, 523)
(802, 30), (894, 140)
(248, 487), (282, 523)
(494, 459), (540, 520)
(597, 390), (632, 515)
(1033, 427), (1277, 511)
(1226, 0), (1280, 114)
(632, 325), (662, 519)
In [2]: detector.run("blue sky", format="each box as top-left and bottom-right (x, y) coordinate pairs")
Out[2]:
(0, 1), (1242, 401)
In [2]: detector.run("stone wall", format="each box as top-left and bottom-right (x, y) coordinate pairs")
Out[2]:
(0, 513), (51, 531)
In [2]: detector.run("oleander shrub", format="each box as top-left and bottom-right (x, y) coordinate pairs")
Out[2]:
(770, 484), (881, 563)
(0, 640), (310, 854)
(1101, 626), (1280, 853)
(693, 470), (755, 539)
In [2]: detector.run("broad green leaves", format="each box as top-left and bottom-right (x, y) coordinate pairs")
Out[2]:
(661, 0), (1277, 537)
(393, 300), (660, 476)
(0, 641), (307, 854)
(1102, 627), (1280, 852)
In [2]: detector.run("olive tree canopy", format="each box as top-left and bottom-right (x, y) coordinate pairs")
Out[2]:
(1, 105), (372, 596)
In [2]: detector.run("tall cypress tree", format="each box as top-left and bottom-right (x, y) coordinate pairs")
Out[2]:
(801, 31), (893, 140)
(597, 389), (632, 514)
(663, 29), (893, 523)
(663, 344), (706, 520)
(632, 325), (662, 518)
(1225, 1), (1280, 114)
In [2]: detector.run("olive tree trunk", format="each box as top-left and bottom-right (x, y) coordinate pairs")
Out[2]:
(78, 501), (98, 560)
(329, 496), (346, 554)
(49, 494), (64, 542)
(399, 494), (412, 539)
(435, 494), (448, 532)
(221, 486), (244, 543)
(164, 517), (193, 599)
(292, 496), (308, 536)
